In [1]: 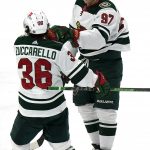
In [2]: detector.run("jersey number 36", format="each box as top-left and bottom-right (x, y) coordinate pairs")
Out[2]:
(18, 58), (52, 89)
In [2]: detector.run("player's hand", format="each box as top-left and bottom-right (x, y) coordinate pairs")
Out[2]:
(47, 25), (80, 47)
(47, 29), (58, 41)
(61, 73), (70, 85)
(95, 71), (110, 97)
(51, 25), (71, 43)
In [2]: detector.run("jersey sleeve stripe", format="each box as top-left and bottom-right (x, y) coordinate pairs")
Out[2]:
(107, 36), (130, 45)
(92, 24), (110, 36)
(119, 32), (129, 37)
(115, 37), (130, 45)
(67, 62), (84, 78)
(68, 63), (86, 80)
(70, 66), (89, 84)
(79, 49), (99, 54)
(93, 26), (109, 42)
(79, 44), (109, 55)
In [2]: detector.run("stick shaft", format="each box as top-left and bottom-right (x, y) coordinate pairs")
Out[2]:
(111, 88), (150, 92)
(47, 87), (150, 92)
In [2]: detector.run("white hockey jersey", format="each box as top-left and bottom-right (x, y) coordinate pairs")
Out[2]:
(69, 0), (130, 59)
(14, 35), (97, 117)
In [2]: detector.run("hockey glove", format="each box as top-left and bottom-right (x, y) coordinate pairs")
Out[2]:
(95, 71), (110, 97)
(47, 29), (58, 41)
(47, 25), (80, 47)
(61, 72), (70, 85)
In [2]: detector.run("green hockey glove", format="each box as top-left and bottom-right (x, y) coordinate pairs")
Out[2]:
(95, 71), (110, 97)
(48, 25), (80, 46)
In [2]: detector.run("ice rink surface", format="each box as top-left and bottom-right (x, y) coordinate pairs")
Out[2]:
(0, 0), (150, 149)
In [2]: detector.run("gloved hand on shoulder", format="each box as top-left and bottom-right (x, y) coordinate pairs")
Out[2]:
(47, 25), (80, 47)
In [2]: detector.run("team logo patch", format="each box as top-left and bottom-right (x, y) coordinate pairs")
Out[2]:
(99, 2), (111, 8)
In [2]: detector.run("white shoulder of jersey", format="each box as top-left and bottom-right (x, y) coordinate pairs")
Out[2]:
(57, 44), (97, 88)
(94, 8), (121, 34)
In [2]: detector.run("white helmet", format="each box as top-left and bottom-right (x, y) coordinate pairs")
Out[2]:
(23, 10), (49, 34)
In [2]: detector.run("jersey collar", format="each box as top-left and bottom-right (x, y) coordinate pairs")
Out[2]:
(81, 0), (100, 13)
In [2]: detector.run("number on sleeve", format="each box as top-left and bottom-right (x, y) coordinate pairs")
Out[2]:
(67, 51), (75, 61)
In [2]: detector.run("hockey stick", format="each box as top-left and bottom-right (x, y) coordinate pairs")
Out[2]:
(30, 134), (44, 150)
(47, 86), (150, 92)
(110, 87), (150, 92)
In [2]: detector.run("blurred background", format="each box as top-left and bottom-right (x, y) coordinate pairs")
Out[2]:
(0, 0), (150, 149)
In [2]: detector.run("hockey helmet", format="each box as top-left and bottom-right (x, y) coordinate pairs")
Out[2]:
(23, 10), (49, 34)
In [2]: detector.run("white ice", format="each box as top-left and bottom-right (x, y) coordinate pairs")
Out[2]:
(0, 0), (150, 149)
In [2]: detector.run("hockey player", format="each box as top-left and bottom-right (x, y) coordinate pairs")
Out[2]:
(10, 10), (110, 150)
(47, 0), (130, 149)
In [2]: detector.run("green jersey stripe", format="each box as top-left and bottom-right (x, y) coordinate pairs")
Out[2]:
(94, 27), (109, 42)
(15, 35), (62, 50)
(92, 24), (110, 36)
(115, 37), (130, 45)
(80, 50), (122, 60)
(19, 91), (63, 101)
(67, 62), (84, 78)
(71, 66), (88, 84)
(79, 49), (99, 54)
(119, 32), (129, 37)
(19, 95), (65, 110)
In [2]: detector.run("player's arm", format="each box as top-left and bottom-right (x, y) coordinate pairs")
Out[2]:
(59, 41), (78, 85)
(62, 41), (78, 57)
(47, 8), (119, 50)
(57, 47), (96, 87)
(57, 47), (110, 95)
